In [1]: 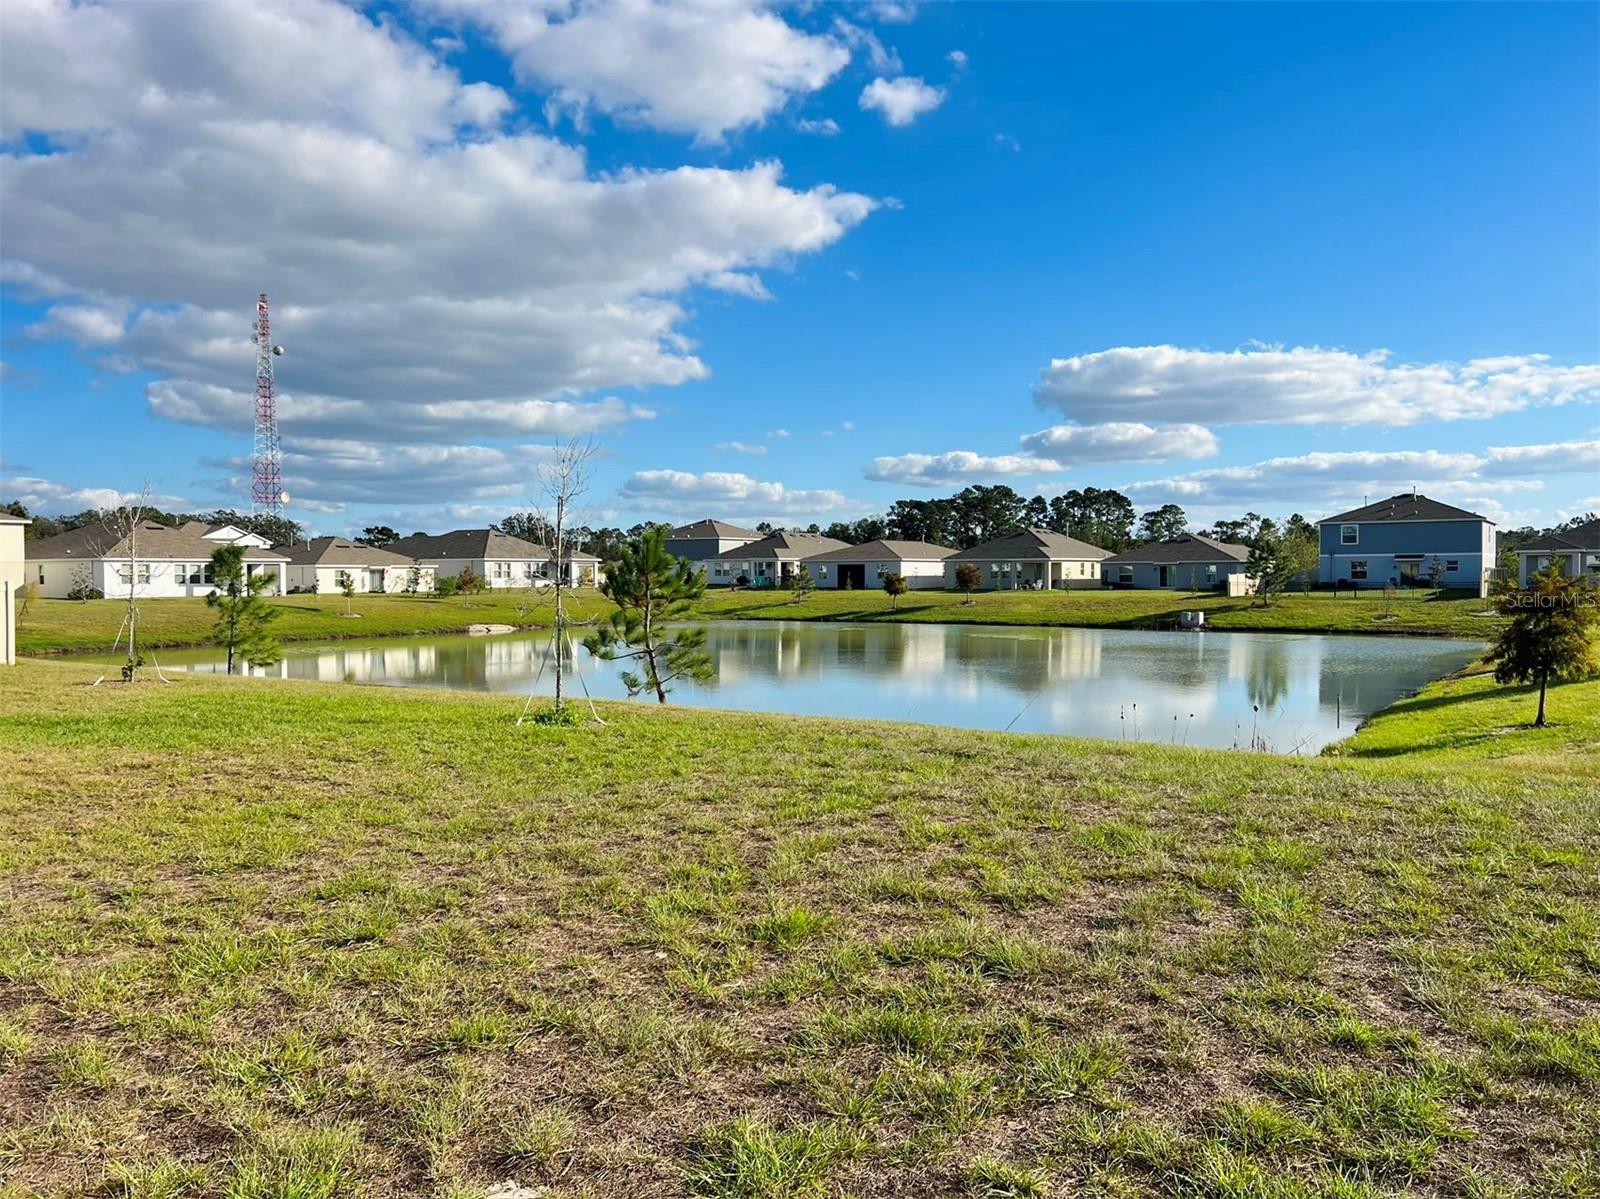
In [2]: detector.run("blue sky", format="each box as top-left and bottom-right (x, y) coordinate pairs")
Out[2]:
(2, 0), (1596, 536)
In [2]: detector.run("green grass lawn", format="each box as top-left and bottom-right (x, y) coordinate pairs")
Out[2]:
(16, 586), (1501, 657)
(14, 591), (616, 655)
(2, 660), (1595, 1197)
(1336, 666), (1600, 767)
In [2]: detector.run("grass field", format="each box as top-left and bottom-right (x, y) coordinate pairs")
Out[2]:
(16, 587), (1501, 656)
(3, 660), (1595, 1197)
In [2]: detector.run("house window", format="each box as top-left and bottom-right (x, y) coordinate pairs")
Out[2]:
(816, 565), (828, 577)
(177, 563), (211, 585)
(1445, 560), (1459, 573)
(1117, 565), (1133, 584)
(1341, 525), (1359, 545)
(875, 564), (888, 578)
(38, 566), (45, 584)
(1206, 564), (1218, 579)
(114, 563), (152, 586)
(335, 570), (354, 590)
(1350, 560), (1368, 580)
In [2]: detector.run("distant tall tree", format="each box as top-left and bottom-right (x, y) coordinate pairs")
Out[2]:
(356, 525), (398, 547)
(497, 511), (554, 545)
(1048, 487), (1135, 550)
(206, 544), (282, 674)
(585, 528), (714, 704)
(1209, 513), (1266, 546)
(1489, 562), (1599, 727)
(1025, 494), (1049, 528)
(206, 509), (303, 547)
(882, 571), (908, 608)
(954, 561), (983, 604)
(952, 484), (1027, 546)
(1138, 504), (1188, 544)
(756, 521), (776, 534)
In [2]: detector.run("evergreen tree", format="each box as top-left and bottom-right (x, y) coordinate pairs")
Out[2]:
(790, 564), (816, 603)
(954, 562), (983, 604)
(584, 528), (714, 703)
(1490, 562), (1599, 727)
(882, 571), (908, 608)
(206, 545), (281, 674)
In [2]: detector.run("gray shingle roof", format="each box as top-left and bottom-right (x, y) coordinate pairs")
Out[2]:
(275, 537), (423, 568)
(25, 520), (288, 563)
(726, 532), (849, 560)
(1320, 493), (1492, 525)
(668, 518), (762, 540)
(803, 539), (957, 563)
(1518, 519), (1600, 553)
(1102, 534), (1250, 565)
(387, 528), (598, 563)
(951, 528), (1111, 562)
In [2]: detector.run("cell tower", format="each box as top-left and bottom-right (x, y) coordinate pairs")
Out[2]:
(251, 293), (288, 516)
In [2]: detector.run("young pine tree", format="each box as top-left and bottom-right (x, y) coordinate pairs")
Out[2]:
(583, 527), (714, 704)
(206, 545), (282, 674)
(955, 562), (983, 605)
(1490, 561), (1599, 727)
(790, 564), (816, 603)
(882, 571), (908, 608)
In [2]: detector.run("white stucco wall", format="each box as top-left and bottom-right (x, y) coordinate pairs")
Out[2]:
(30, 557), (284, 599)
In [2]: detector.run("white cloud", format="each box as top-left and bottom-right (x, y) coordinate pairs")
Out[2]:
(1033, 345), (1600, 427)
(993, 132), (1020, 152)
(1480, 439), (1600, 476)
(25, 303), (128, 346)
(619, 469), (854, 518)
(766, 428), (791, 439)
(715, 441), (768, 455)
(1019, 421), (1218, 462)
(859, 76), (945, 126)
(1125, 441), (1600, 515)
(433, 0), (850, 141)
(794, 116), (840, 136)
(2, 0), (877, 493)
(867, 0), (917, 24)
(864, 451), (1063, 487)
(3, 474), (191, 515)
(704, 270), (773, 300)
(947, 49), (968, 69)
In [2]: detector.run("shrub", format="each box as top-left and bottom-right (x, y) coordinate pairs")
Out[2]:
(433, 576), (459, 597)
(66, 583), (104, 601)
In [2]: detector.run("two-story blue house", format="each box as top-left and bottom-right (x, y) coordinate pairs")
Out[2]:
(1317, 492), (1495, 593)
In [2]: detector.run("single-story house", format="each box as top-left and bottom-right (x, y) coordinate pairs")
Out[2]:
(277, 537), (436, 594)
(705, 531), (848, 587)
(24, 519), (289, 598)
(1317, 492), (1495, 592)
(945, 529), (1110, 590)
(1102, 534), (1254, 591)
(802, 539), (957, 590)
(666, 518), (764, 574)
(2, 513), (30, 665)
(1516, 518), (1600, 586)
(387, 528), (600, 588)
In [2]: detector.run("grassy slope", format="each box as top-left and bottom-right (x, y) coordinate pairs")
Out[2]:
(3, 660), (1595, 1198)
(17, 587), (1501, 655)
(1336, 666), (1600, 766)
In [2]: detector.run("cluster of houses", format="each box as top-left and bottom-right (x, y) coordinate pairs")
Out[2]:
(17, 522), (600, 600)
(8, 494), (1596, 613)
(667, 494), (1562, 595)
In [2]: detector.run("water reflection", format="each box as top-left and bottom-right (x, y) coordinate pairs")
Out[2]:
(146, 621), (1480, 753)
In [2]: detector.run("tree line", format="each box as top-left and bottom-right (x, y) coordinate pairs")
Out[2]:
(3, 500), (303, 548)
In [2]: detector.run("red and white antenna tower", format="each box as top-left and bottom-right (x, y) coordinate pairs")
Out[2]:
(251, 293), (288, 516)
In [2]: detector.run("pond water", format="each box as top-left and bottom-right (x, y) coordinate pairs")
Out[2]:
(133, 620), (1481, 753)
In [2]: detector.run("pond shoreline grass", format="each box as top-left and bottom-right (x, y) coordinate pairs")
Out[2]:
(2, 659), (1595, 1197)
(17, 586), (1500, 657)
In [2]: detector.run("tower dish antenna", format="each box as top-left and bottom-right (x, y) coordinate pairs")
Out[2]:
(251, 294), (285, 519)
